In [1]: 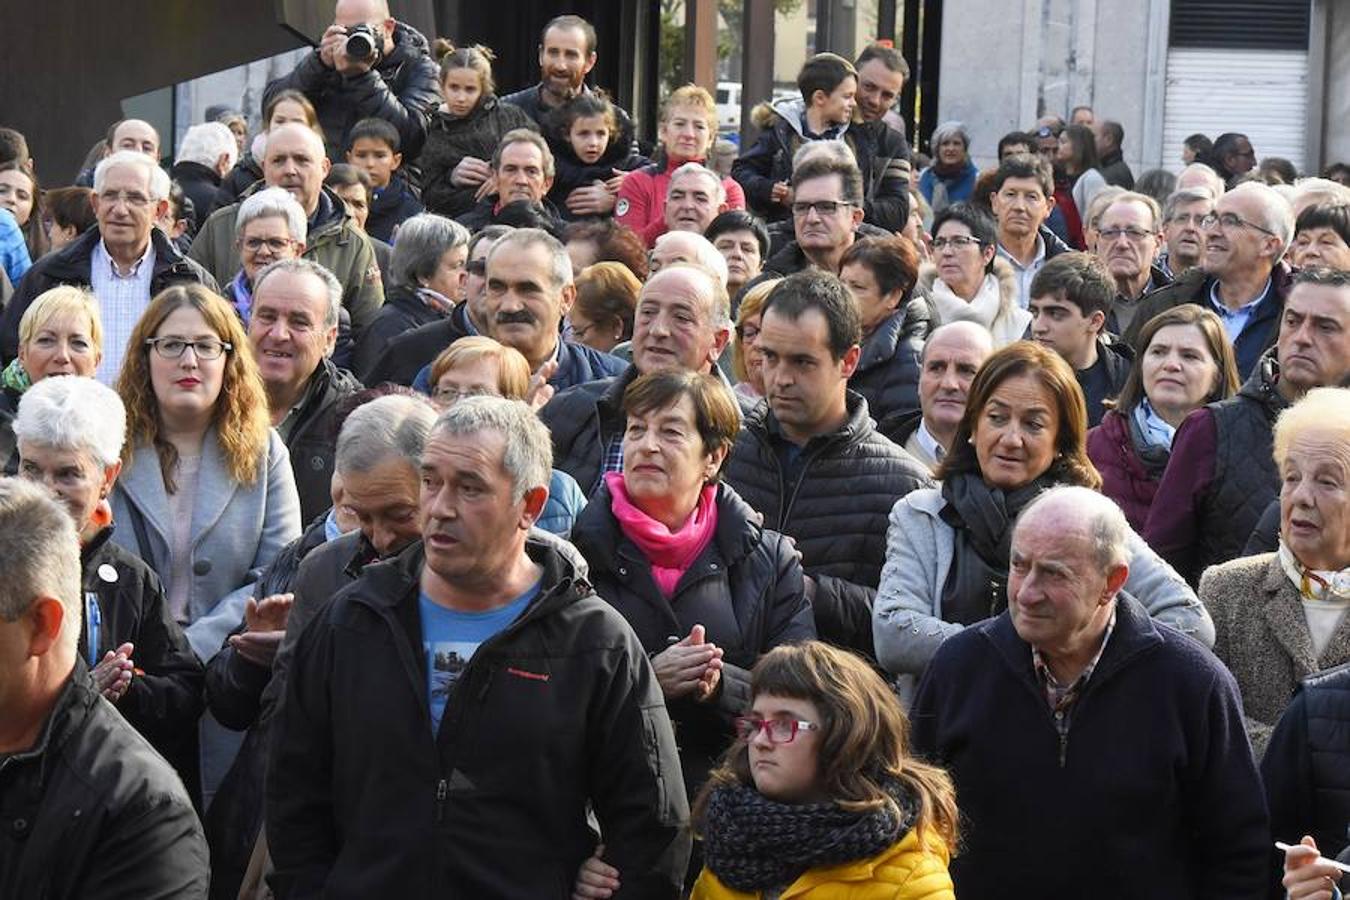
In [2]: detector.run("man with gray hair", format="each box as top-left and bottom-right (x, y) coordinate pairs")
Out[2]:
(1092, 190), (1170, 334)
(0, 478), (209, 899)
(649, 229), (730, 286)
(172, 121), (239, 232)
(0, 150), (217, 374)
(1128, 180), (1296, 376)
(456, 128), (564, 234)
(1159, 186), (1216, 279)
(653, 162), (727, 246)
(1175, 161), (1226, 200)
(912, 485), (1269, 900)
(248, 257), (362, 522)
(270, 396), (690, 897)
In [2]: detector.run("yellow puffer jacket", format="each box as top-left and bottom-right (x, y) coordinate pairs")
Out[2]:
(690, 827), (954, 900)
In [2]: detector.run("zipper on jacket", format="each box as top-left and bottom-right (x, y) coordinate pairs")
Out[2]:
(435, 778), (447, 822)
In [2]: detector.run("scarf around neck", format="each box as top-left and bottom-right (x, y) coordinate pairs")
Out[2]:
(929, 272), (1004, 331)
(1279, 540), (1350, 602)
(939, 470), (1055, 624)
(605, 472), (719, 598)
(701, 776), (917, 892)
(1, 357), (31, 394)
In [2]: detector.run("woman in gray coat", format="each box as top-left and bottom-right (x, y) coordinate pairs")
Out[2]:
(1201, 387), (1350, 758)
(872, 342), (1212, 690)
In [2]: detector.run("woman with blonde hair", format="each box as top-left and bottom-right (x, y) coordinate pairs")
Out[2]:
(730, 278), (779, 402)
(0, 285), (103, 466)
(616, 84), (747, 245)
(571, 261), (641, 354)
(112, 284), (300, 663)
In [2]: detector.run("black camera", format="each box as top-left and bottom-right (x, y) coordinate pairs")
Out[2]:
(345, 24), (381, 62)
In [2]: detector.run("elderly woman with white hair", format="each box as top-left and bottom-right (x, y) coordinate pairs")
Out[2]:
(919, 121), (978, 213)
(13, 374), (205, 797)
(354, 212), (470, 380)
(224, 186), (308, 323)
(0, 285), (104, 469)
(1200, 387), (1350, 758)
(171, 121), (240, 234)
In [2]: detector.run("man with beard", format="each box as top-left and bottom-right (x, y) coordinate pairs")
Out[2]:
(1092, 192), (1171, 335)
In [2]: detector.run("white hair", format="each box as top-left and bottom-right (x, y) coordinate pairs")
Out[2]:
(1175, 163), (1225, 201)
(236, 186), (308, 245)
(0, 478), (83, 654)
(93, 150), (168, 201)
(336, 394), (439, 477)
(652, 230), (730, 288)
(431, 396), (552, 504)
(1017, 485), (1131, 569)
(253, 258), (342, 330)
(667, 162), (726, 204)
(390, 214), (471, 288)
(175, 122), (239, 171)
(13, 375), (127, 469)
(488, 227), (574, 289)
(1227, 181), (1296, 254)
(1290, 177), (1350, 216)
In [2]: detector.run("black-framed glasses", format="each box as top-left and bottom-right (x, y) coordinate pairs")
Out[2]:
(791, 200), (854, 218)
(733, 716), (820, 744)
(145, 337), (232, 360)
(1200, 213), (1276, 236)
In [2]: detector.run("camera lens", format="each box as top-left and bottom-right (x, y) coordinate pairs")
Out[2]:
(346, 30), (374, 60)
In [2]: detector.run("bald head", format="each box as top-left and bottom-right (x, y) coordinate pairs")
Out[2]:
(263, 123), (331, 215)
(1016, 486), (1130, 570)
(632, 264), (732, 375)
(650, 230), (729, 288)
(336, 0), (391, 22)
(111, 119), (160, 159)
(1175, 163), (1224, 200)
(918, 321), (994, 446)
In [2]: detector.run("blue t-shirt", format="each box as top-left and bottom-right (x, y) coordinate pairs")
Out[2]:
(420, 580), (539, 735)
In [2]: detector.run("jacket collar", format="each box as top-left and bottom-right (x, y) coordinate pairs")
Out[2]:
(748, 389), (875, 453)
(119, 427), (243, 543)
(0, 663), (96, 782)
(856, 298), (930, 371)
(1260, 555), (1350, 672)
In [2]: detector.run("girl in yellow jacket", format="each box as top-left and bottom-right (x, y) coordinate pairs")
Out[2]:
(573, 641), (958, 899)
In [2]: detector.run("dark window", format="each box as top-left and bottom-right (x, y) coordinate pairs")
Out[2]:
(1170, 0), (1310, 51)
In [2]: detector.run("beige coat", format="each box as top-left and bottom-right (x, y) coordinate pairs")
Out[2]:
(1200, 552), (1350, 758)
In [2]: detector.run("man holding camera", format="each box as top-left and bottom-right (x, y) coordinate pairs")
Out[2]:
(263, 0), (440, 162)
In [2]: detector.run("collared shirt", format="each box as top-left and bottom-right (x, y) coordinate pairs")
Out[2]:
(915, 418), (946, 464)
(1032, 608), (1116, 742)
(1209, 277), (1272, 345)
(90, 238), (156, 384)
(997, 235), (1047, 309)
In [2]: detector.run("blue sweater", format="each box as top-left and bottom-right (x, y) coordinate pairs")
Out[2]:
(911, 594), (1270, 900)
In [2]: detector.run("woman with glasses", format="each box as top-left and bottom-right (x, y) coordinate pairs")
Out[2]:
(916, 202), (1029, 348)
(570, 371), (814, 835)
(1087, 306), (1239, 532)
(354, 213), (469, 380)
(427, 336), (587, 537)
(224, 187), (307, 323)
(570, 261), (640, 354)
(0, 286), (103, 470)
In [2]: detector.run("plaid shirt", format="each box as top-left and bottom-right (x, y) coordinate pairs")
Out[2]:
(1032, 608), (1116, 746)
(90, 238), (156, 385)
(597, 432), (625, 491)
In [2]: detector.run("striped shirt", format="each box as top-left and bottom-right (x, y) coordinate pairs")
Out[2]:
(90, 239), (156, 384)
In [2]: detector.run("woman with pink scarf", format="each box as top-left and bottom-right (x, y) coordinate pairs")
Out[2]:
(570, 370), (815, 812)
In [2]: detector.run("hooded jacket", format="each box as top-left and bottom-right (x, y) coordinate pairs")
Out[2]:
(915, 256), (1029, 348)
(0, 226), (218, 363)
(849, 297), (935, 424)
(723, 393), (934, 658)
(0, 664), (209, 900)
(262, 22), (441, 161)
(732, 98), (910, 233)
(188, 184), (385, 342)
(419, 98), (537, 219)
(267, 538), (691, 899)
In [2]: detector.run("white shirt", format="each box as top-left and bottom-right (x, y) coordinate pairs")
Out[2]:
(90, 238), (156, 384)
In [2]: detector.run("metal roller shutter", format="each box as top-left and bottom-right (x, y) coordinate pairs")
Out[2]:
(1162, 47), (1309, 172)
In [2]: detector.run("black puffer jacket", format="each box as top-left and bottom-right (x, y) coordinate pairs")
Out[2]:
(268, 538), (691, 899)
(545, 104), (648, 221)
(572, 480), (815, 800)
(284, 358), (364, 523)
(848, 298), (934, 424)
(1262, 662), (1350, 869)
(722, 393), (935, 658)
(0, 665), (209, 900)
(364, 299), (478, 386)
(418, 98), (536, 219)
(79, 527), (205, 800)
(263, 22), (441, 161)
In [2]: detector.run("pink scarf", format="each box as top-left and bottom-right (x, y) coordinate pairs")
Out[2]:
(605, 472), (719, 598)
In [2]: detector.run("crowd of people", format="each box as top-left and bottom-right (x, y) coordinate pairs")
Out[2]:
(2, 2), (1350, 898)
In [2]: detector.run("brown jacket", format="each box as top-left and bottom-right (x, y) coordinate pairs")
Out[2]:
(1200, 553), (1350, 757)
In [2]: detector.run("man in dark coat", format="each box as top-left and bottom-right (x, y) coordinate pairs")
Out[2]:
(912, 487), (1269, 900)
(0, 479), (208, 900)
(852, 44), (914, 236)
(454, 129), (565, 235)
(722, 271), (934, 658)
(1143, 268), (1350, 586)
(1095, 120), (1136, 189)
(247, 259), (363, 522)
(1127, 181), (1295, 377)
(268, 398), (690, 898)
(262, 0), (440, 161)
(541, 264), (733, 493)
(757, 155), (866, 281)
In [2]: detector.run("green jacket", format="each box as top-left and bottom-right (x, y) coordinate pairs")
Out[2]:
(187, 184), (383, 337)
